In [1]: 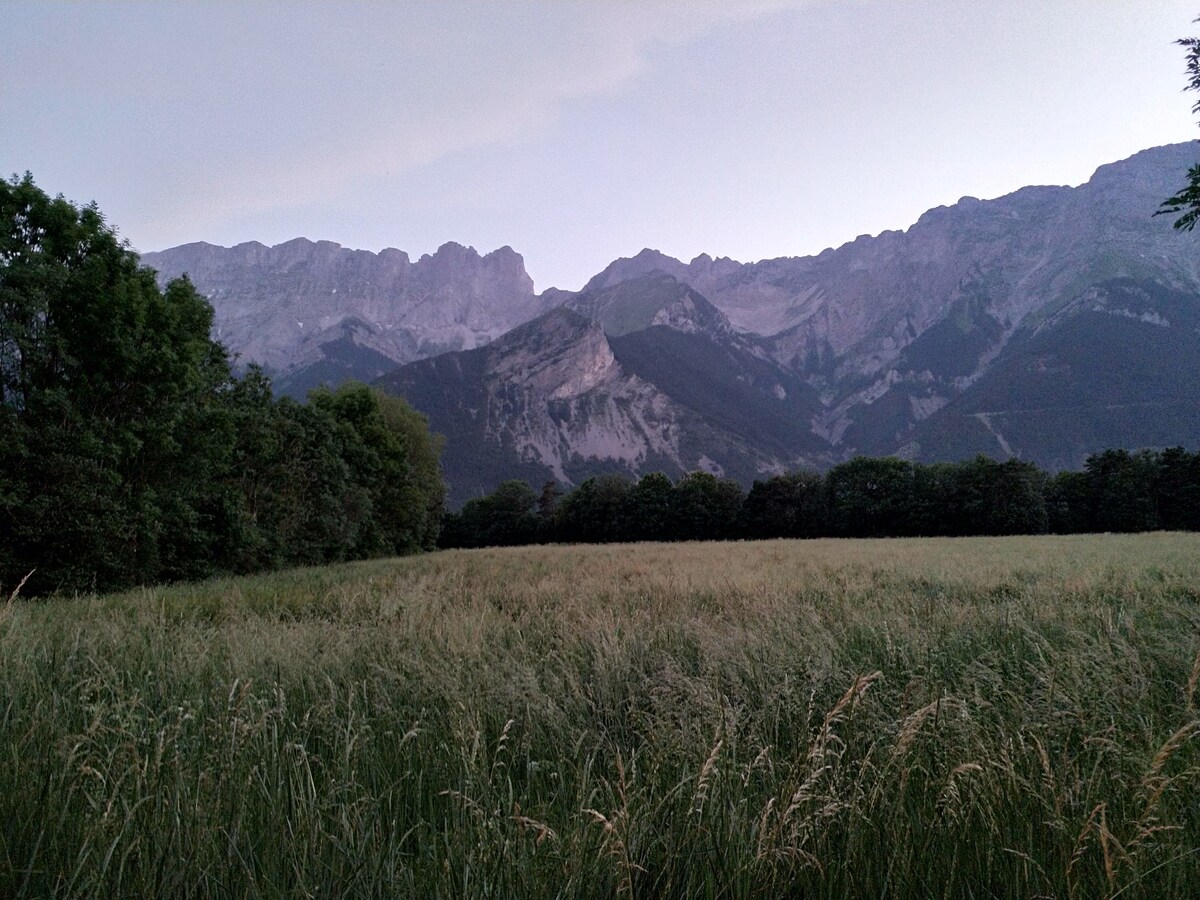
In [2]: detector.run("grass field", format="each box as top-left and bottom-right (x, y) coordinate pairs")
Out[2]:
(2, 534), (1199, 898)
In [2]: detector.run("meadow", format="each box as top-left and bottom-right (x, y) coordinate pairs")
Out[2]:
(2, 534), (1198, 898)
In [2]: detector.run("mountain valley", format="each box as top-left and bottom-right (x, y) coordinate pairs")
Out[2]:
(144, 143), (1200, 504)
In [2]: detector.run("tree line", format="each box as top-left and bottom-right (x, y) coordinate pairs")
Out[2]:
(1, 174), (443, 596)
(6, 173), (1199, 594)
(440, 449), (1200, 549)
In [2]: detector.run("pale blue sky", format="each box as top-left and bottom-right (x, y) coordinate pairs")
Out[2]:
(3, 1), (1198, 290)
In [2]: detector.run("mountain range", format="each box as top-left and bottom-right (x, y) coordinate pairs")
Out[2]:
(144, 142), (1200, 505)
(144, 238), (556, 398)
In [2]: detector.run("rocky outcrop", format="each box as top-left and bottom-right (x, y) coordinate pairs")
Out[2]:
(378, 305), (802, 504)
(585, 144), (1200, 456)
(566, 271), (735, 339)
(142, 238), (555, 393)
(144, 143), (1200, 498)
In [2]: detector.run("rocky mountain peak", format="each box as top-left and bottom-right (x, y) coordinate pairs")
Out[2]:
(489, 307), (618, 400)
(414, 241), (535, 297)
(142, 236), (552, 387)
(567, 272), (734, 339)
(144, 141), (1200, 496)
(582, 247), (691, 292)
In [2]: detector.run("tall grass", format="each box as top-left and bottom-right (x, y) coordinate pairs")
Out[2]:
(1, 534), (1198, 897)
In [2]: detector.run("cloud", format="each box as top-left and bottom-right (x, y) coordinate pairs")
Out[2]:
(64, 1), (813, 242)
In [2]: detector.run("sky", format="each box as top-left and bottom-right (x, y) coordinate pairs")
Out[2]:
(3, 1), (1199, 291)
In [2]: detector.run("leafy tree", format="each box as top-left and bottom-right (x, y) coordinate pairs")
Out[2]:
(1, 173), (235, 592)
(557, 474), (634, 543)
(1158, 19), (1200, 230)
(1, 176), (445, 592)
(740, 471), (825, 539)
(670, 471), (744, 541)
(826, 457), (916, 537)
(536, 480), (563, 541)
(241, 395), (359, 566)
(218, 366), (288, 571)
(374, 389), (445, 551)
(1156, 446), (1200, 531)
(446, 480), (540, 548)
(624, 472), (676, 541)
(306, 383), (444, 557)
(1085, 449), (1159, 533)
(908, 462), (963, 536)
(1044, 470), (1091, 534)
(954, 456), (1048, 536)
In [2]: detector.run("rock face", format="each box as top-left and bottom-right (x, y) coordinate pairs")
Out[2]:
(906, 277), (1200, 470)
(593, 145), (1199, 354)
(146, 143), (1200, 500)
(142, 238), (555, 396)
(577, 143), (1200, 465)
(379, 289), (817, 505)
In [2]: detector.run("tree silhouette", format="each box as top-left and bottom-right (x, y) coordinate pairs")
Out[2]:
(1158, 20), (1200, 230)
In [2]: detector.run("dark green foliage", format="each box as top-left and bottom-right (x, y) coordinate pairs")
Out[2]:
(232, 385), (445, 568)
(439, 446), (1200, 549)
(826, 457), (918, 537)
(907, 462), (964, 535)
(378, 392), (446, 552)
(1159, 162), (1200, 231)
(1, 173), (234, 592)
(741, 470), (825, 539)
(623, 472), (676, 541)
(0, 176), (443, 594)
(1045, 470), (1092, 534)
(305, 384), (444, 557)
(1156, 446), (1200, 530)
(536, 480), (562, 526)
(1158, 24), (1200, 230)
(670, 471), (745, 541)
(556, 474), (635, 544)
(441, 480), (540, 548)
(954, 456), (1048, 536)
(1085, 449), (1161, 533)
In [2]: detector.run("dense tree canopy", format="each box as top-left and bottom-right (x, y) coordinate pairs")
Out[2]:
(826, 457), (916, 537)
(740, 471), (824, 539)
(441, 479), (540, 548)
(439, 448), (1200, 550)
(6, 175), (1192, 590)
(1, 174), (443, 594)
(1, 174), (231, 590)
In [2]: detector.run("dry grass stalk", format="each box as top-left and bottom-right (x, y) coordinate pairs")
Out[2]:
(936, 762), (983, 824)
(511, 812), (558, 846)
(892, 698), (940, 759)
(1067, 803), (1104, 891)
(1129, 719), (1200, 852)
(583, 752), (642, 898)
(491, 718), (515, 776)
(0, 569), (34, 627)
(1143, 720), (1199, 789)
(691, 737), (723, 817)
(5, 534), (1200, 896)
(1185, 649), (1200, 713)
(742, 744), (772, 787)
